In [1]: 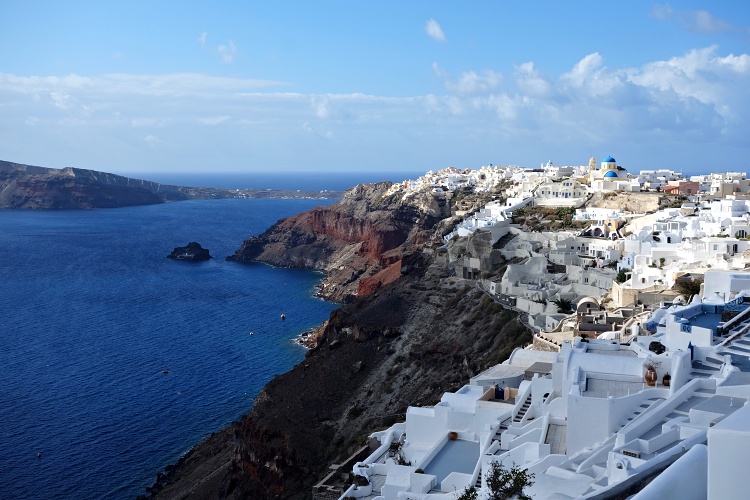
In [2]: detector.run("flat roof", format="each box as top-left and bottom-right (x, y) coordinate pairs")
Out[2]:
(472, 363), (526, 380)
(525, 362), (553, 379)
(711, 398), (750, 433)
(692, 395), (741, 416)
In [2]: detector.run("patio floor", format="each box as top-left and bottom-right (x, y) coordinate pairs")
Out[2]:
(423, 439), (479, 490)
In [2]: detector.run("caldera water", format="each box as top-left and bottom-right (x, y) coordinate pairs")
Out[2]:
(0, 196), (340, 499)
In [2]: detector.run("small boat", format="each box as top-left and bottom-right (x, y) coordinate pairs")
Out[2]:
(249, 330), (254, 336)
(162, 369), (169, 374)
(280, 313), (286, 320)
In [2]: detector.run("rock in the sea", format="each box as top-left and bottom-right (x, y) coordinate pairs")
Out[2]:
(167, 242), (212, 262)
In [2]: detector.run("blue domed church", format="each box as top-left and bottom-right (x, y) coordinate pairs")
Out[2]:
(588, 155), (636, 191)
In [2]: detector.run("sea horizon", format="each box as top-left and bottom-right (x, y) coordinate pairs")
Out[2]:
(123, 170), (428, 193)
(122, 164), (733, 194)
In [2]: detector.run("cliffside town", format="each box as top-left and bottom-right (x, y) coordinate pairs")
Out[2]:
(149, 157), (750, 500)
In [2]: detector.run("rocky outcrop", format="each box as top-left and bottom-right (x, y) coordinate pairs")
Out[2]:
(227, 182), (450, 301)
(167, 242), (212, 262)
(0, 160), (342, 209)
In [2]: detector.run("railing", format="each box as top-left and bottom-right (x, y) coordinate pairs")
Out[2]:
(511, 384), (534, 424)
(716, 317), (750, 347)
(616, 378), (715, 446)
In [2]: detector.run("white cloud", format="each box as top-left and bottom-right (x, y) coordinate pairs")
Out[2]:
(199, 115), (231, 125)
(3, 45), (750, 174)
(131, 118), (165, 127)
(198, 31), (207, 46)
(649, 4), (673, 21)
(0, 72), (285, 97)
(218, 41), (237, 63)
(425, 19), (446, 42)
(561, 52), (605, 87)
(684, 10), (733, 35)
(514, 62), (554, 99)
(628, 46), (750, 117)
(312, 95), (331, 119)
(50, 91), (75, 110)
(49, 91), (92, 116)
(651, 5), (734, 35)
(448, 70), (503, 95)
(560, 52), (623, 97)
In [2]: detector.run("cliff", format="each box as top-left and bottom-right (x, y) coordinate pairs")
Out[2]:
(146, 182), (527, 500)
(147, 255), (530, 500)
(0, 160), (342, 209)
(227, 182), (451, 301)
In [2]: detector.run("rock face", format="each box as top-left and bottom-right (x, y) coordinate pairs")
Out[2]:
(0, 161), (164, 209)
(167, 242), (212, 262)
(227, 182), (450, 301)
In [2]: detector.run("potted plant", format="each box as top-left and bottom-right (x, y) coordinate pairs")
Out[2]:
(662, 372), (671, 387)
(354, 475), (369, 487)
(449, 431), (458, 441)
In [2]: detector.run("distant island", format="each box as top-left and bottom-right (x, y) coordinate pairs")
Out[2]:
(0, 160), (342, 209)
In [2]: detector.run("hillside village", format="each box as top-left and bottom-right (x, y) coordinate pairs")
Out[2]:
(322, 157), (750, 500)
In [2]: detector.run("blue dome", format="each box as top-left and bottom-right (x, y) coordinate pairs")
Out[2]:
(604, 170), (618, 178)
(603, 156), (616, 163)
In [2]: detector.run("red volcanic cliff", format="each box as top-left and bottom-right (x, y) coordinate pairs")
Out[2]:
(227, 181), (449, 301)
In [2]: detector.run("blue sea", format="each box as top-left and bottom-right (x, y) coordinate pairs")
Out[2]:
(0, 197), (340, 499)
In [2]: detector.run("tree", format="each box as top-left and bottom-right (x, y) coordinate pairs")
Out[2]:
(674, 277), (703, 301)
(616, 268), (630, 284)
(456, 485), (478, 500)
(456, 461), (534, 500)
(552, 298), (573, 314)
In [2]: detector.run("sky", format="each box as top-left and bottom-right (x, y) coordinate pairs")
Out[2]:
(1, 1), (750, 178)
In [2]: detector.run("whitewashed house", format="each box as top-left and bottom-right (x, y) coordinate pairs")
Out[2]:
(533, 178), (589, 207)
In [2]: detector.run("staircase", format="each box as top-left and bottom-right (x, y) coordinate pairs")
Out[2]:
(513, 394), (532, 423)
(619, 397), (664, 429)
(493, 418), (511, 445)
(690, 357), (722, 378)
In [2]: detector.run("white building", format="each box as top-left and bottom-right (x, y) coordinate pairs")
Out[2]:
(533, 178), (589, 207)
(339, 271), (750, 500)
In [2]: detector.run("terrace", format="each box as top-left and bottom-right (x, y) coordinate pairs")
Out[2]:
(422, 439), (480, 491)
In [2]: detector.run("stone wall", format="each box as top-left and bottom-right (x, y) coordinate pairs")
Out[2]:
(533, 334), (561, 352)
(312, 444), (372, 500)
